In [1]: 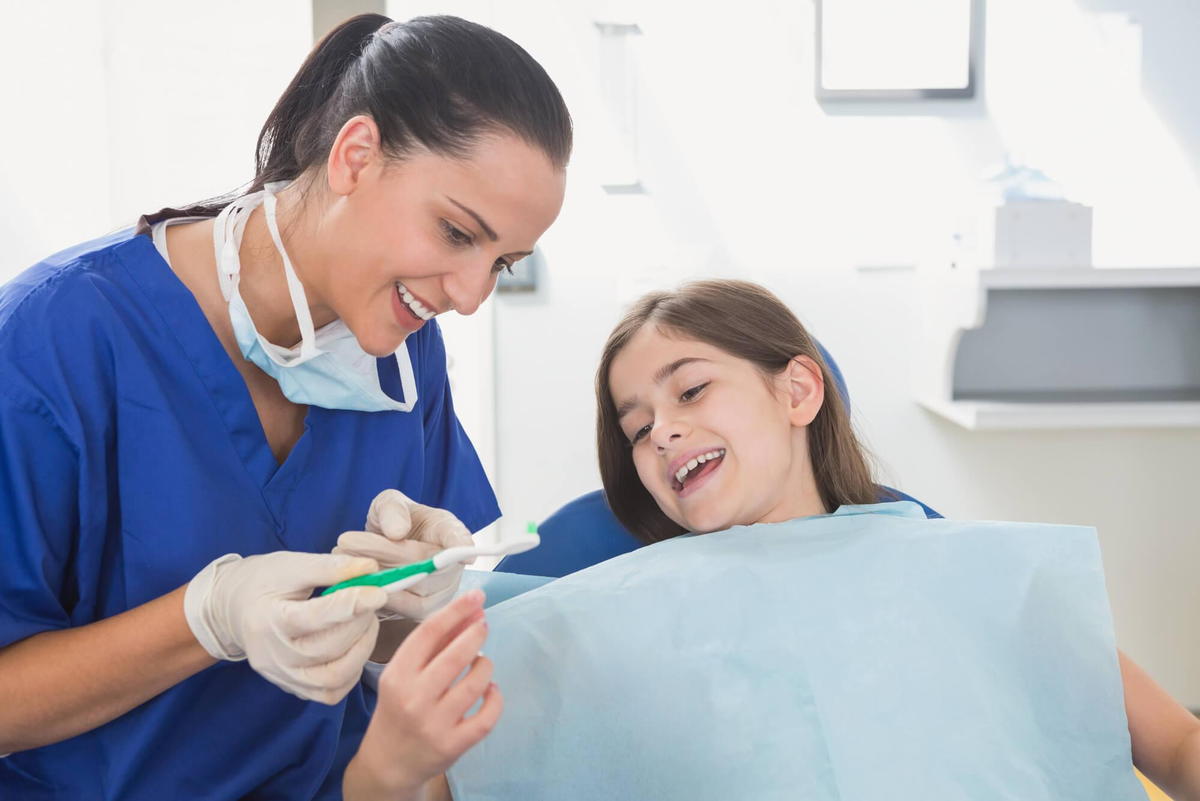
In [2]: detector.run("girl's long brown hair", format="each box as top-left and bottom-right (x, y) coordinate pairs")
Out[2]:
(596, 280), (881, 543)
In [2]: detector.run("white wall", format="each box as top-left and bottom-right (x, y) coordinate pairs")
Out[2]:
(0, 2), (112, 276)
(0, 1), (311, 277)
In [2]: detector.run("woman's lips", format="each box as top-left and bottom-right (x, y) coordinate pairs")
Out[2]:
(391, 285), (427, 331)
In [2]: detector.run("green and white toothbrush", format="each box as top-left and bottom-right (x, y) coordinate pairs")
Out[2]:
(321, 522), (540, 596)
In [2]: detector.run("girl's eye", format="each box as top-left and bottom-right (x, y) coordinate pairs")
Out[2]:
(492, 258), (514, 276)
(629, 424), (651, 445)
(680, 382), (709, 402)
(440, 220), (474, 247)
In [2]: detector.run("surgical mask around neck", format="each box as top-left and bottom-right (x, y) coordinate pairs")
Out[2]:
(212, 182), (418, 413)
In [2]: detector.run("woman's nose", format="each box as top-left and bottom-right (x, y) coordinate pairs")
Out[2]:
(443, 260), (498, 317)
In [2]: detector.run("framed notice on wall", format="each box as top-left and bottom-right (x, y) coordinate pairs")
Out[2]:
(815, 0), (978, 101)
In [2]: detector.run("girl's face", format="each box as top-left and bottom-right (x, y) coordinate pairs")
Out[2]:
(608, 325), (827, 534)
(309, 124), (566, 357)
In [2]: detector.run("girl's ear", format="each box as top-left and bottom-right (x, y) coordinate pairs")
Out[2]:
(784, 355), (825, 427)
(326, 114), (381, 196)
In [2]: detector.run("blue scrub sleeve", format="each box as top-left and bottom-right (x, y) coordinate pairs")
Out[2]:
(416, 325), (500, 534)
(0, 389), (80, 648)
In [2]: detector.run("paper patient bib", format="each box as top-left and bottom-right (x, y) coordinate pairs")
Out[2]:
(450, 502), (1147, 801)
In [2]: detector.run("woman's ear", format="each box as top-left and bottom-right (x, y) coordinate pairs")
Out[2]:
(326, 115), (381, 196)
(784, 355), (825, 427)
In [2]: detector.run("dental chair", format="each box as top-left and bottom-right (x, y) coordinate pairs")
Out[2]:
(496, 344), (941, 579)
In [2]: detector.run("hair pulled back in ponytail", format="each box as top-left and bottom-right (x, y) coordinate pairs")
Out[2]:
(145, 14), (572, 223)
(250, 13), (391, 193)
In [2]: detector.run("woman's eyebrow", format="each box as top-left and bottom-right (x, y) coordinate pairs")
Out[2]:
(446, 196), (535, 258)
(446, 197), (498, 241)
(616, 358), (712, 419)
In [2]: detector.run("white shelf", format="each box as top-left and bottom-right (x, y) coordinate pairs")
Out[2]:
(973, 266), (1200, 290)
(915, 265), (1200, 431)
(918, 396), (1200, 431)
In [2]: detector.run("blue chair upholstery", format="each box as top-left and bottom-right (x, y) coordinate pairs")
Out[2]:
(496, 487), (941, 578)
(496, 343), (941, 579)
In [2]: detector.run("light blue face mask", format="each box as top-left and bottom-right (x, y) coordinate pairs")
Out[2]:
(212, 182), (418, 413)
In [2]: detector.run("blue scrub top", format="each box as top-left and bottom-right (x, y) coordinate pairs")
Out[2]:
(0, 229), (501, 800)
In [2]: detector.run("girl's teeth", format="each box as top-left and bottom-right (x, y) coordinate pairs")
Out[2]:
(675, 449), (726, 487)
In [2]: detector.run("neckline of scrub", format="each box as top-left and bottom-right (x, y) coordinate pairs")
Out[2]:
(115, 231), (318, 535)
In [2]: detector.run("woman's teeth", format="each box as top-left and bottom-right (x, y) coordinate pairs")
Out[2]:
(675, 449), (726, 484)
(397, 282), (435, 321)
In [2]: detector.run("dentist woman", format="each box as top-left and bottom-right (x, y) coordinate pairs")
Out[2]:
(0, 14), (569, 799)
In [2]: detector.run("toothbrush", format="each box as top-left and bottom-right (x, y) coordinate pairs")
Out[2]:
(320, 522), (540, 596)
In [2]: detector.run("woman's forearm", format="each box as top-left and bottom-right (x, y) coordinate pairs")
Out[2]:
(0, 585), (214, 753)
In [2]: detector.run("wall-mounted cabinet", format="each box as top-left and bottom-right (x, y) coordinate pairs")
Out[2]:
(915, 266), (1200, 430)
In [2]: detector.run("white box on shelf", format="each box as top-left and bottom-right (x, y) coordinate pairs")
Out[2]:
(986, 200), (1093, 268)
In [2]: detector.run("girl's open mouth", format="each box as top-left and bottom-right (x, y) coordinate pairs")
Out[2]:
(672, 449), (725, 497)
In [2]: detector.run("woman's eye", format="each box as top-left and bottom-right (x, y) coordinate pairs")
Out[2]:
(629, 424), (651, 445)
(492, 258), (514, 276)
(441, 220), (474, 247)
(680, 383), (709, 402)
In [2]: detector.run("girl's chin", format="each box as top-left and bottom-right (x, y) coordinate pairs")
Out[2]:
(681, 503), (768, 534)
(678, 511), (733, 535)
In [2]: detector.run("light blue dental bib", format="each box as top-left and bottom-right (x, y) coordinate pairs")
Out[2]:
(451, 502), (1146, 800)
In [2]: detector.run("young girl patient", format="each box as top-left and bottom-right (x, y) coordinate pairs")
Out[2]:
(349, 280), (1200, 801)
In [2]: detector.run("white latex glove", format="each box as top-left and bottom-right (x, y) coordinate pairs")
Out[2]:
(333, 489), (474, 621)
(184, 551), (387, 705)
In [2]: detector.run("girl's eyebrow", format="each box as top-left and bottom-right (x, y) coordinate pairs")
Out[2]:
(616, 357), (712, 419)
(654, 357), (709, 384)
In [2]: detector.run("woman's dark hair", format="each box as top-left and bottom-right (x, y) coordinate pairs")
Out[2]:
(596, 280), (881, 544)
(146, 14), (572, 222)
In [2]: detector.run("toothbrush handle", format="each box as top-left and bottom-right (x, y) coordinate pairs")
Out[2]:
(381, 573), (431, 594)
(320, 559), (436, 596)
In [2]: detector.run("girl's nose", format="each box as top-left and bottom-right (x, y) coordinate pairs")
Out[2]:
(651, 417), (688, 450)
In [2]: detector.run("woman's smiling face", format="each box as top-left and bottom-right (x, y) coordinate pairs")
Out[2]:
(308, 125), (566, 357)
(607, 325), (825, 533)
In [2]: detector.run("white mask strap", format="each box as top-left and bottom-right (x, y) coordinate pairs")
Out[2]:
(392, 340), (419, 412)
(262, 188), (321, 360)
(213, 192), (260, 301)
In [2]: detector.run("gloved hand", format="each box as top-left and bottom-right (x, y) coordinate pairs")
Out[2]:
(334, 489), (474, 621)
(184, 551), (387, 705)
